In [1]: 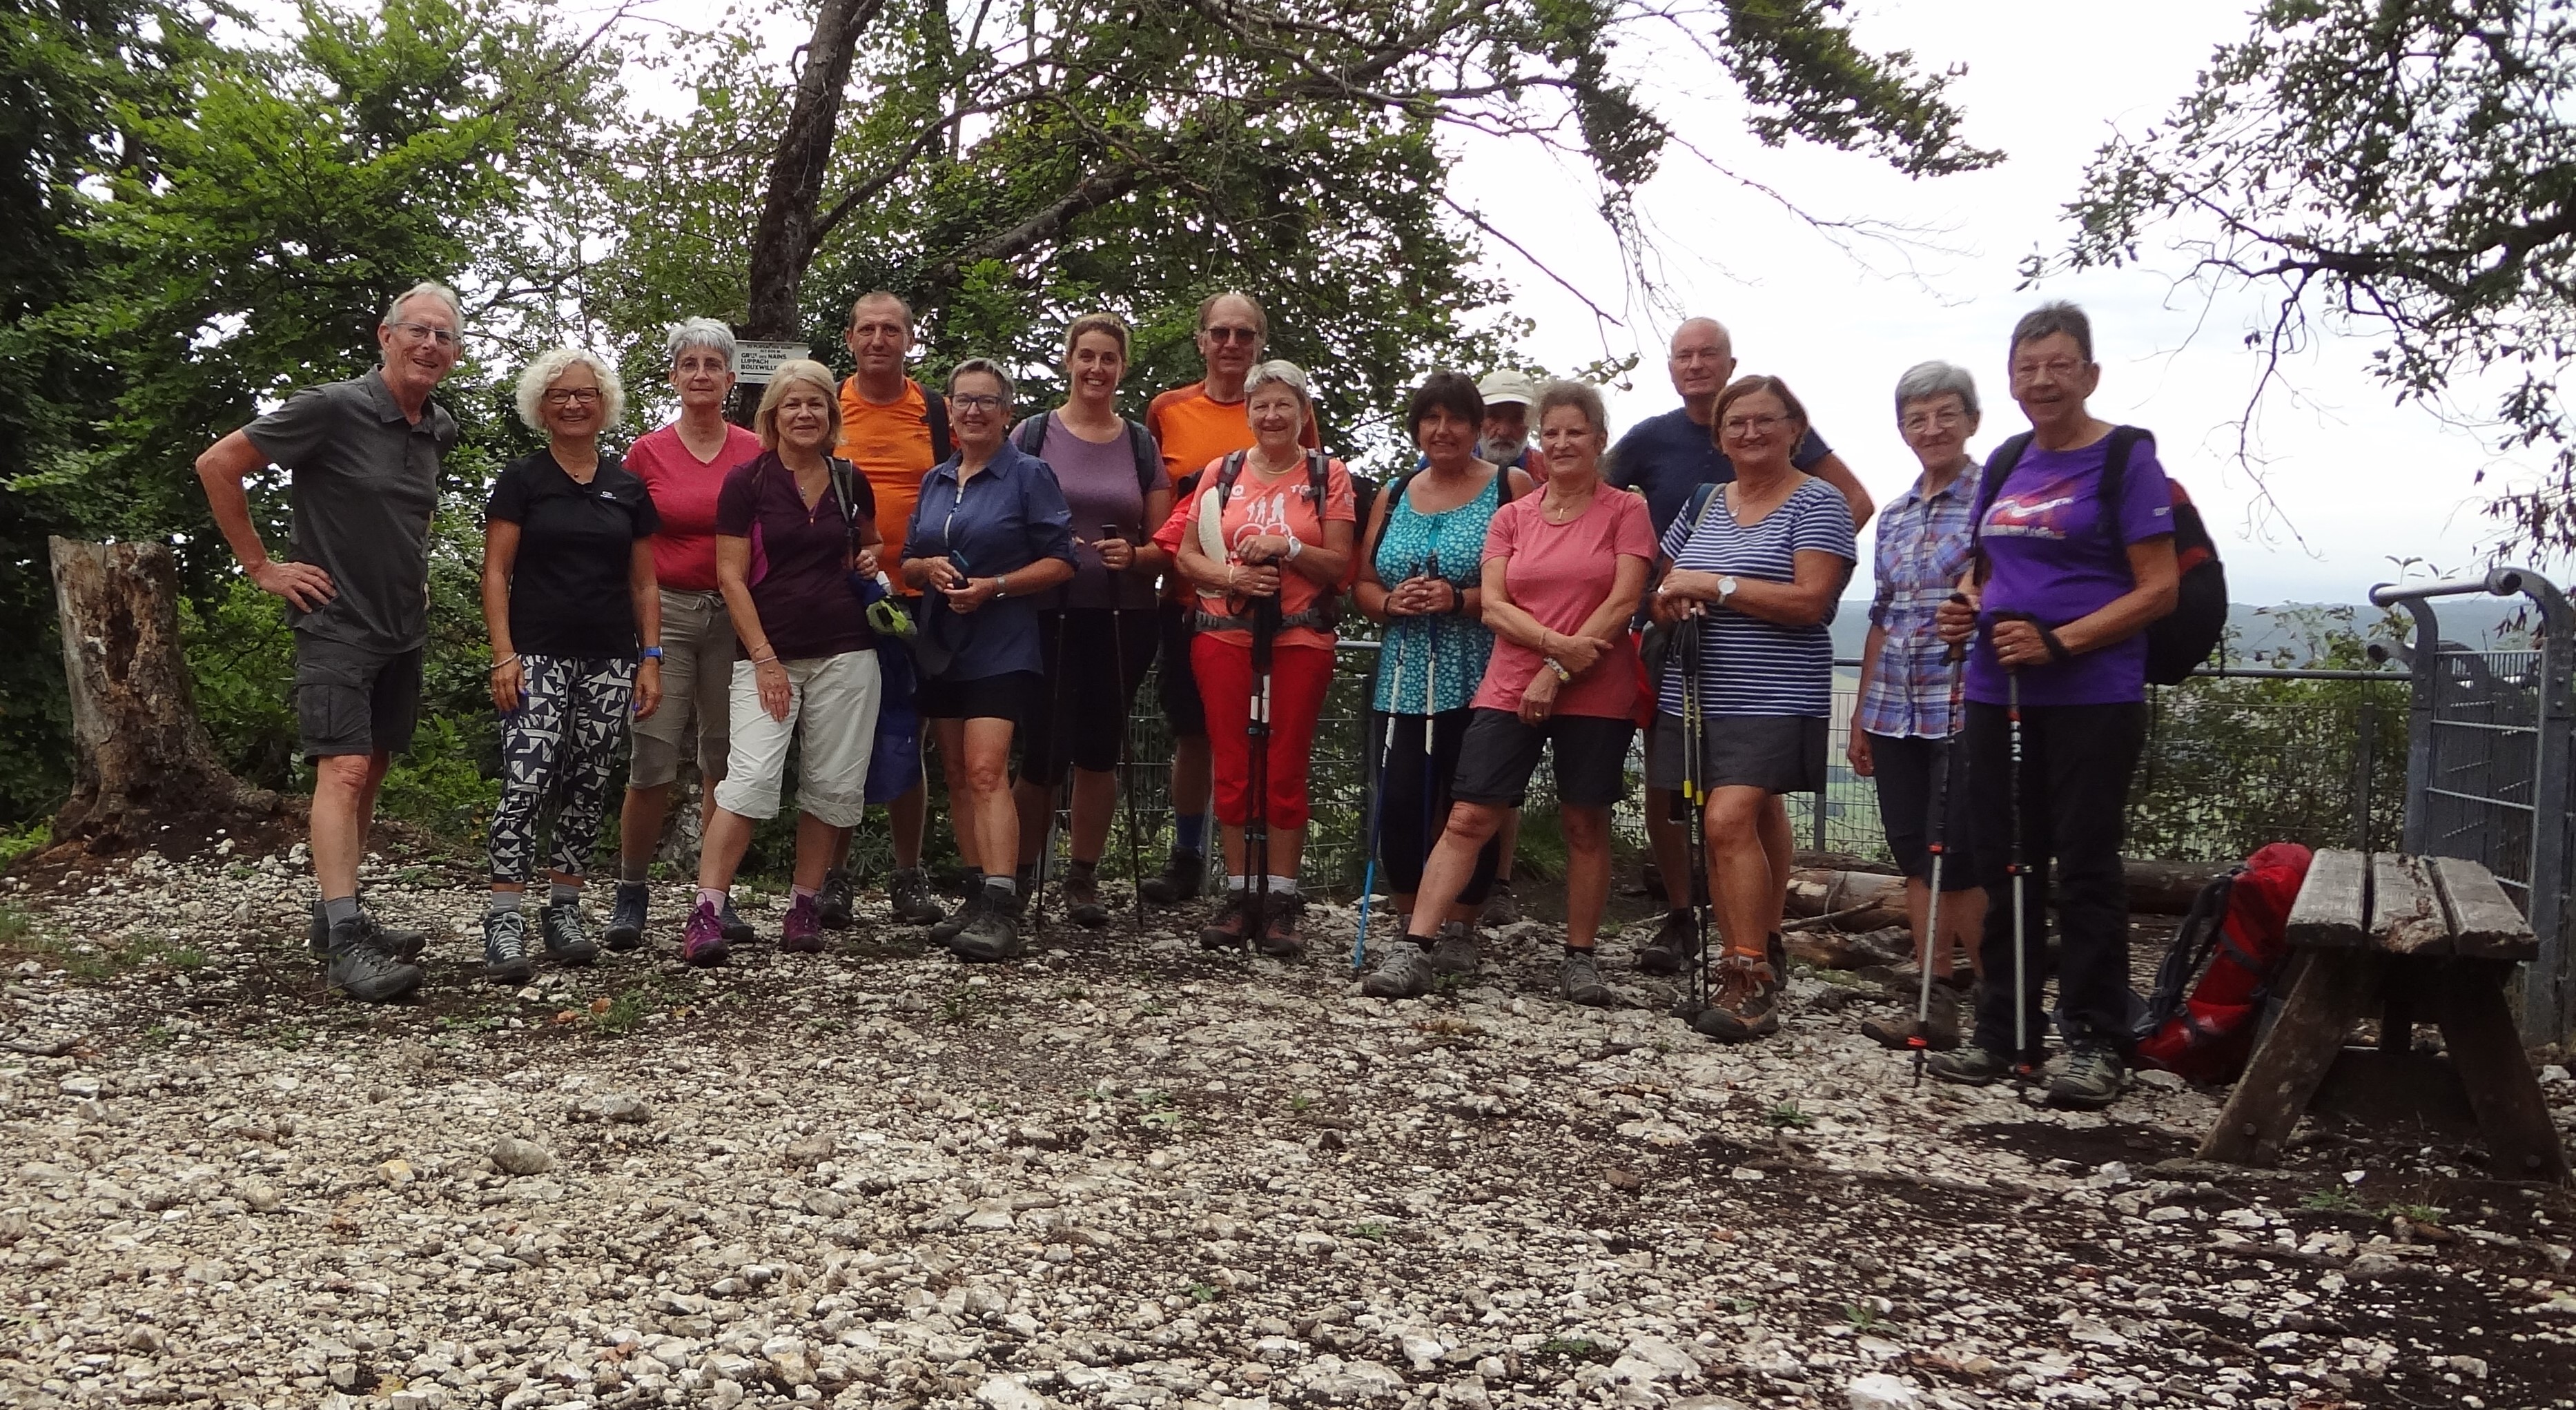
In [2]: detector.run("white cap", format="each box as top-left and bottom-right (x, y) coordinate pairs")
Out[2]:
(1476, 370), (1539, 407)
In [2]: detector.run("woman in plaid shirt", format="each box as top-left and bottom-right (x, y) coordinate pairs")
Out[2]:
(1849, 361), (1989, 1048)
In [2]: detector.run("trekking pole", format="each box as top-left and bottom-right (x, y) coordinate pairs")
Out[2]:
(1996, 610), (2038, 1090)
(1354, 641), (1398, 970)
(1681, 610), (1712, 1017)
(1247, 589), (1280, 951)
(1418, 553), (1443, 934)
(1106, 524), (1146, 929)
(1031, 604), (1071, 933)
(1909, 625), (1970, 1088)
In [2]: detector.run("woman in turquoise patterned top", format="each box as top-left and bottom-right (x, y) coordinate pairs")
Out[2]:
(1356, 372), (1534, 998)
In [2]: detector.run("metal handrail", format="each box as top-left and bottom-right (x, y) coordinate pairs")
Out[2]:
(1334, 638), (2406, 683)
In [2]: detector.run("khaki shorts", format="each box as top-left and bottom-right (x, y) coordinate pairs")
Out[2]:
(629, 589), (734, 789)
(712, 650), (882, 826)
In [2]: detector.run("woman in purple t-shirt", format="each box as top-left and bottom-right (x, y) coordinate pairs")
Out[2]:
(1933, 303), (2180, 1110)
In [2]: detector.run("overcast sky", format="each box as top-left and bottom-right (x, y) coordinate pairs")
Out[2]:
(1444, 0), (2526, 606)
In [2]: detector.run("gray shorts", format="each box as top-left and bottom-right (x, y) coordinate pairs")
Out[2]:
(630, 589), (734, 788)
(294, 636), (422, 760)
(1646, 712), (1826, 796)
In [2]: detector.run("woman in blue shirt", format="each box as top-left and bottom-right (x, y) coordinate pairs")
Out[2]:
(899, 359), (1077, 961)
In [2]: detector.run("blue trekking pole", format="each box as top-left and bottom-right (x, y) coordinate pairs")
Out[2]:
(1353, 646), (1398, 970)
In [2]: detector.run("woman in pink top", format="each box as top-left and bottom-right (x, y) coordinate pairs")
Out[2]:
(606, 319), (766, 951)
(1387, 381), (1655, 1006)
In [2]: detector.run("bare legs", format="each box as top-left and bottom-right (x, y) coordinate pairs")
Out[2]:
(310, 751), (391, 902)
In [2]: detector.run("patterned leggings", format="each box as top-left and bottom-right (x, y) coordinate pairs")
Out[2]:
(487, 654), (634, 884)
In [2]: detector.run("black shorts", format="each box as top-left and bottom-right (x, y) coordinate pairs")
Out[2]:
(918, 669), (1040, 726)
(294, 636), (423, 760)
(1864, 731), (1981, 888)
(1647, 713), (1827, 796)
(1155, 600), (1206, 738)
(1019, 609), (1158, 783)
(1450, 708), (1635, 809)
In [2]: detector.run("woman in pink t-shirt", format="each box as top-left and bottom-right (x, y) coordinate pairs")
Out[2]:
(1388, 382), (1655, 1006)
(1155, 360), (1354, 958)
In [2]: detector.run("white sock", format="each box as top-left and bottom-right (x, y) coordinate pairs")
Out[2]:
(1266, 875), (1298, 896)
(1226, 875), (1249, 894)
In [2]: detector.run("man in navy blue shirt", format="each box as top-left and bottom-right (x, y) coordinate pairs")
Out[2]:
(1607, 316), (1875, 975)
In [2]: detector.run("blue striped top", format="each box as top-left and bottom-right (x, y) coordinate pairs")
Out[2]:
(1656, 477), (1857, 718)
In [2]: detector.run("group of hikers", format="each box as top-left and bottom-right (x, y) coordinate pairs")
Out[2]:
(193, 282), (2180, 1110)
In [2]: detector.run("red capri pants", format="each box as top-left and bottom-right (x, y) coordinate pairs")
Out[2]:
(1191, 635), (1336, 830)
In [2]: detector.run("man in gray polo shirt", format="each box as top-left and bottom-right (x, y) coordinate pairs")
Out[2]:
(195, 281), (462, 1001)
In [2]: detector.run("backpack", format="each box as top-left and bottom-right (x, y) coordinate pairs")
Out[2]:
(1973, 427), (2227, 685)
(1008, 413), (1163, 500)
(922, 386), (953, 467)
(2132, 841), (2312, 1082)
(1191, 447), (1349, 632)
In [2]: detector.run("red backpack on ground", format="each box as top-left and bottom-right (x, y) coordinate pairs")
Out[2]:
(2132, 841), (2313, 1082)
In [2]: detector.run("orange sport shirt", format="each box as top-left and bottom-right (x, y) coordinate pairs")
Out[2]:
(835, 376), (939, 581)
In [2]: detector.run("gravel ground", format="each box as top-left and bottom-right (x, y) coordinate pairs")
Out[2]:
(4, 844), (2575, 1410)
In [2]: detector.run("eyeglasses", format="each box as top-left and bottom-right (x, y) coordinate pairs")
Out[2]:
(387, 320), (458, 347)
(1202, 326), (1261, 345)
(951, 393), (1004, 411)
(2011, 357), (2087, 382)
(1720, 413), (1789, 437)
(542, 388), (603, 407)
(1900, 407), (1968, 433)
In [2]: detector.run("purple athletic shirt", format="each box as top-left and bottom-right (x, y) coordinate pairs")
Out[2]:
(1965, 435), (2174, 707)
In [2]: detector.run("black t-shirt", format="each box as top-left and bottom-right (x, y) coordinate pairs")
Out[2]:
(486, 449), (661, 658)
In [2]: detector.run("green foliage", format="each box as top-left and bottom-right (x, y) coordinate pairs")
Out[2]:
(2048, 0), (2576, 552)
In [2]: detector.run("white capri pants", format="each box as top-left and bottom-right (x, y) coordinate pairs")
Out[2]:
(712, 649), (881, 827)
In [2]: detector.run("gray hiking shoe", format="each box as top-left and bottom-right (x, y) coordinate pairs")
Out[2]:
(889, 866), (946, 925)
(1559, 949), (1612, 1008)
(603, 882), (649, 951)
(324, 916), (424, 1002)
(950, 884), (1024, 962)
(717, 894), (754, 943)
(1360, 941), (1436, 999)
(1427, 922), (1479, 977)
(929, 880), (983, 944)
(1924, 1044), (2013, 1087)
(1140, 850), (1206, 905)
(2049, 1044), (2127, 1110)
(1634, 909), (1696, 975)
(817, 867), (855, 930)
(539, 900), (599, 966)
(1479, 883), (1519, 928)
(481, 910), (534, 985)
(308, 901), (426, 963)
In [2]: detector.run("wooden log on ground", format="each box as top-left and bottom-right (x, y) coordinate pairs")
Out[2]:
(45, 538), (284, 859)
(2285, 848), (2370, 949)
(1782, 859), (2227, 926)
(2370, 852), (2450, 955)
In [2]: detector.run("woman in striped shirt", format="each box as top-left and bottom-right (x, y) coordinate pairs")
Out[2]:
(1649, 375), (1858, 1043)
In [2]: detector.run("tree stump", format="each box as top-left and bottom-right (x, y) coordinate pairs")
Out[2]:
(46, 537), (284, 857)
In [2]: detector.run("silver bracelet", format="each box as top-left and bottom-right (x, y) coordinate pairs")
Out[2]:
(488, 653), (519, 674)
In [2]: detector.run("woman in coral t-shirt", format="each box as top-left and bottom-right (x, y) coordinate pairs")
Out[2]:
(1389, 381), (1655, 1006)
(1154, 360), (1354, 957)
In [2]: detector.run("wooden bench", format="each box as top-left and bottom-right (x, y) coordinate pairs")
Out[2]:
(2201, 850), (2570, 1182)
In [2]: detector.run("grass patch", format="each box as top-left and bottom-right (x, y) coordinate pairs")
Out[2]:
(1534, 1336), (1612, 1363)
(1, 913), (210, 983)
(0, 820), (52, 868)
(1349, 1222), (1389, 1242)
(2301, 1184), (2365, 1213)
(1764, 1101), (1815, 1130)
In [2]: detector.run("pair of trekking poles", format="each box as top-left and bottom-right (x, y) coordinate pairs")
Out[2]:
(1353, 556), (1445, 970)
(1028, 524), (1152, 934)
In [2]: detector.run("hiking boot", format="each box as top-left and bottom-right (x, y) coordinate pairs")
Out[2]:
(539, 900), (599, 966)
(1690, 952), (1782, 1043)
(1479, 883), (1520, 928)
(1427, 921), (1479, 977)
(817, 868), (855, 930)
(1360, 941), (1436, 999)
(1559, 948), (1612, 1007)
(2048, 1044), (2127, 1110)
(780, 893), (825, 954)
(681, 899), (730, 967)
(929, 882), (983, 945)
(308, 901), (427, 963)
(1924, 1044), (2011, 1086)
(1255, 892), (1307, 959)
(717, 894), (754, 943)
(1860, 1001), (1961, 1052)
(1634, 909), (1697, 975)
(1768, 930), (1788, 975)
(889, 866), (946, 925)
(481, 910), (535, 985)
(950, 884), (1023, 962)
(324, 916), (423, 1003)
(1062, 863), (1109, 928)
(1199, 890), (1256, 950)
(603, 882), (650, 951)
(1140, 850), (1206, 905)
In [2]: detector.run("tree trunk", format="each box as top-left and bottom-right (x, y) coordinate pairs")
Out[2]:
(741, 0), (888, 340)
(47, 538), (282, 857)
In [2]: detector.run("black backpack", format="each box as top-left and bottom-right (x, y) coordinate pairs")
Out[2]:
(1973, 427), (2226, 685)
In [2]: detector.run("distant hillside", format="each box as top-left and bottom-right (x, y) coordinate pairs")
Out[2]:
(1828, 600), (2537, 665)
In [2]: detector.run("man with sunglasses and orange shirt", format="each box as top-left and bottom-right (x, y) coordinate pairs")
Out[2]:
(1135, 291), (1317, 905)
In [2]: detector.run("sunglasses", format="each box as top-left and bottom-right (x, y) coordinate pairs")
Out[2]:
(1202, 326), (1261, 345)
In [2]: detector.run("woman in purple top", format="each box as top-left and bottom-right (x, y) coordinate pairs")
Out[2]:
(685, 360), (886, 966)
(1005, 313), (1173, 926)
(1933, 303), (2180, 1110)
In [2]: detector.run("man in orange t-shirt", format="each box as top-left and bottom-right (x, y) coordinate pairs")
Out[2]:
(1136, 291), (1320, 905)
(825, 290), (953, 931)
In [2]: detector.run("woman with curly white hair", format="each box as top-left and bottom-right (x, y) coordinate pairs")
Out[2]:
(476, 347), (663, 983)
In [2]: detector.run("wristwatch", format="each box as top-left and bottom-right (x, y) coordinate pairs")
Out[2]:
(1716, 575), (1739, 608)
(1545, 658), (1574, 683)
(639, 646), (663, 660)
(994, 573), (1009, 598)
